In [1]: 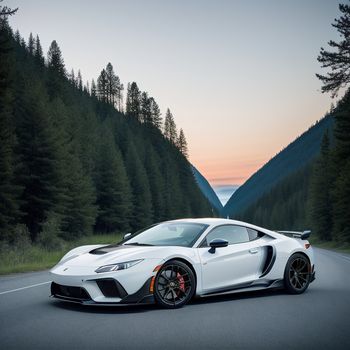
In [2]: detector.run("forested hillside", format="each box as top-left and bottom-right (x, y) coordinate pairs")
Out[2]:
(234, 3), (350, 244)
(222, 115), (334, 218)
(236, 165), (312, 230)
(0, 16), (213, 246)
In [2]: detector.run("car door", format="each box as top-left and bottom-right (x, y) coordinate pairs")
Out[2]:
(197, 225), (263, 293)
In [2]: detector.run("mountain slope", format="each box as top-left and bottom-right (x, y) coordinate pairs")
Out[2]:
(191, 165), (223, 213)
(236, 164), (312, 230)
(223, 115), (334, 217)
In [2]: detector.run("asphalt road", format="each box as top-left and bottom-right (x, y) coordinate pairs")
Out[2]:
(0, 248), (349, 350)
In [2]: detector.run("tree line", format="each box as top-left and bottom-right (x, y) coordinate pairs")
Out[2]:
(0, 6), (213, 247)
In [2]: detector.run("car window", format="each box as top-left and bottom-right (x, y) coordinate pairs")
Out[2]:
(122, 222), (208, 247)
(202, 225), (250, 246)
(247, 228), (262, 241)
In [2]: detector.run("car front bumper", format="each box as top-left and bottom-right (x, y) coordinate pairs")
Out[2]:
(50, 258), (162, 305)
(50, 277), (155, 305)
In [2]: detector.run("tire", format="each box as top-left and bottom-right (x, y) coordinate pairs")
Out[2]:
(154, 260), (196, 309)
(284, 253), (311, 294)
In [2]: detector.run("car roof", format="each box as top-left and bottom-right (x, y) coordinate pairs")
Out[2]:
(165, 218), (252, 226)
(164, 217), (282, 239)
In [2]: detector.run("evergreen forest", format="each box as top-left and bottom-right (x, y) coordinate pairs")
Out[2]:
(0, 8), (213, 249)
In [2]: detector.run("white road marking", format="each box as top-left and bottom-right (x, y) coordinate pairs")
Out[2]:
(0, 281), (51, 295)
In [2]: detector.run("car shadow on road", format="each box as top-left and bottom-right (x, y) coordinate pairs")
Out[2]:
(49, 288), (288, 314)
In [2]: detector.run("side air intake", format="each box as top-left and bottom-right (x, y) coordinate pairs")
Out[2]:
(260, 246), (276, 278)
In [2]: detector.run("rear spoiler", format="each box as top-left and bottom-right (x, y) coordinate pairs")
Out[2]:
(275, 230), (311, 240)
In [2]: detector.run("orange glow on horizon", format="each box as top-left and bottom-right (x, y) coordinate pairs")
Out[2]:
(192, 157), (267, 186)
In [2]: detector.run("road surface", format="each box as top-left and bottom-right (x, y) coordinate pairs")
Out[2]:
(0, 248), (349, 349)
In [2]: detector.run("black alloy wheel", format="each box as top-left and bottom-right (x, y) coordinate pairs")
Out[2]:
(284, 253), (311, 294)
(154, 260), (195, 308)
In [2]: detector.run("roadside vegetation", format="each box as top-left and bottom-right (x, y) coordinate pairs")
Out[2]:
(310, 237), (350, 255)
(0, 231), (122, 275)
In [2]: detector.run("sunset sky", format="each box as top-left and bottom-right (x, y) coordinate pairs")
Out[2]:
(8, 0), (340, 188)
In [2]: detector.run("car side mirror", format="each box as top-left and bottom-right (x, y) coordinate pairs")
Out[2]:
(209, 239), (229, 254)
(123, 232), (132, 239)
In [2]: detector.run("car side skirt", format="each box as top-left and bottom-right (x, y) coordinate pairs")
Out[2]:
(198, 279), (284, 298)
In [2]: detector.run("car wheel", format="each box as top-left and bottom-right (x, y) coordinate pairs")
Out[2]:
(154, 260), (196, 309)
(284, 253), (311, 294)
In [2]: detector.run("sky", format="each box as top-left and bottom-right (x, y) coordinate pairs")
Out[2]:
(7, 0), (341, 187)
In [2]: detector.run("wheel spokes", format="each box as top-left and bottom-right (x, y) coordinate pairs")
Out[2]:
(156, 265), (192, 305)
(289, 257), (310, 289)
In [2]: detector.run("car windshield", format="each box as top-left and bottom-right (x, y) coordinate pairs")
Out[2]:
(123, 222), (208, 248)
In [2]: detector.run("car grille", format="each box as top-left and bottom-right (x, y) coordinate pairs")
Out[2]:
(51, 282), (91, 301)
(96, 279), (128, 298)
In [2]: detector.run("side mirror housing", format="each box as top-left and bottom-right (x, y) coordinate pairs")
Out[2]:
(209, 238), (229, 254)
(123, 232), (132, 240)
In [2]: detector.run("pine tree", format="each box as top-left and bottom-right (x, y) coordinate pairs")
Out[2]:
(332, 91), (350, 242)
(164, 108), (177, 143)
(15, 87), (64, 240)
(140, 91), (152, 123)
(60, 153), (97, 239)
(91, 79), (97, 97)
(143, 144), (166, 221)
(20, 37), (26, 49)
(27, 32), (34, 55)
(0, 17), (21, 240)
(126, 82), (141, 120)
(47, 40), (66, 98)
(97, 68), (108, 103)
(125, 141), (153, 229)
(77, 69), (83, 90)
(0, 1), (18, 17)
(177, 128), (188, 158)
(308, 131), (333, 240)
(69, 69), (76, 86)
(316, 3), (350, 244)
(14, 29), (20, 43)
(150, 97), (162, 129)
(316, 3), (350, 97)
(47, 40), (65, 76)
(105, 62), (121, 106)
(95, 134), (132, 232)
(34, 34), (44, 65)
(47, 98), (97, 239)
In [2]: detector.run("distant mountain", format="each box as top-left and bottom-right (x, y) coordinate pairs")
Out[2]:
(222, 115), (334, 218)
(213, 185), (239, 206)
(191, 165), (223, 213)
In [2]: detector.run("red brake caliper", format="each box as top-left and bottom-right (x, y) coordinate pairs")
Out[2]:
(176, 272), (185, 295)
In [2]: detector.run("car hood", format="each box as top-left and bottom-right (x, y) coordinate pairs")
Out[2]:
(60, 245), (186, 268)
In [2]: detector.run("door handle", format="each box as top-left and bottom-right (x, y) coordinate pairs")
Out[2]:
(249, 248), (259, 254)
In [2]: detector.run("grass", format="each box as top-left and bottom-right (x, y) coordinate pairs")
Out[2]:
(309, 237), (350, 255)
(0, 233), (122, 275)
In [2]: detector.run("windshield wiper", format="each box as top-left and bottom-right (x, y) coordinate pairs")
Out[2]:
(124, 242), (154, 246)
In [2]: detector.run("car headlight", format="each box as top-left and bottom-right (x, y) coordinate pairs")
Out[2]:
(95, 259), (143, 273)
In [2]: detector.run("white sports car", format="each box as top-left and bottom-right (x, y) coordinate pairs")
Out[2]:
(50, 218), (316, 308)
